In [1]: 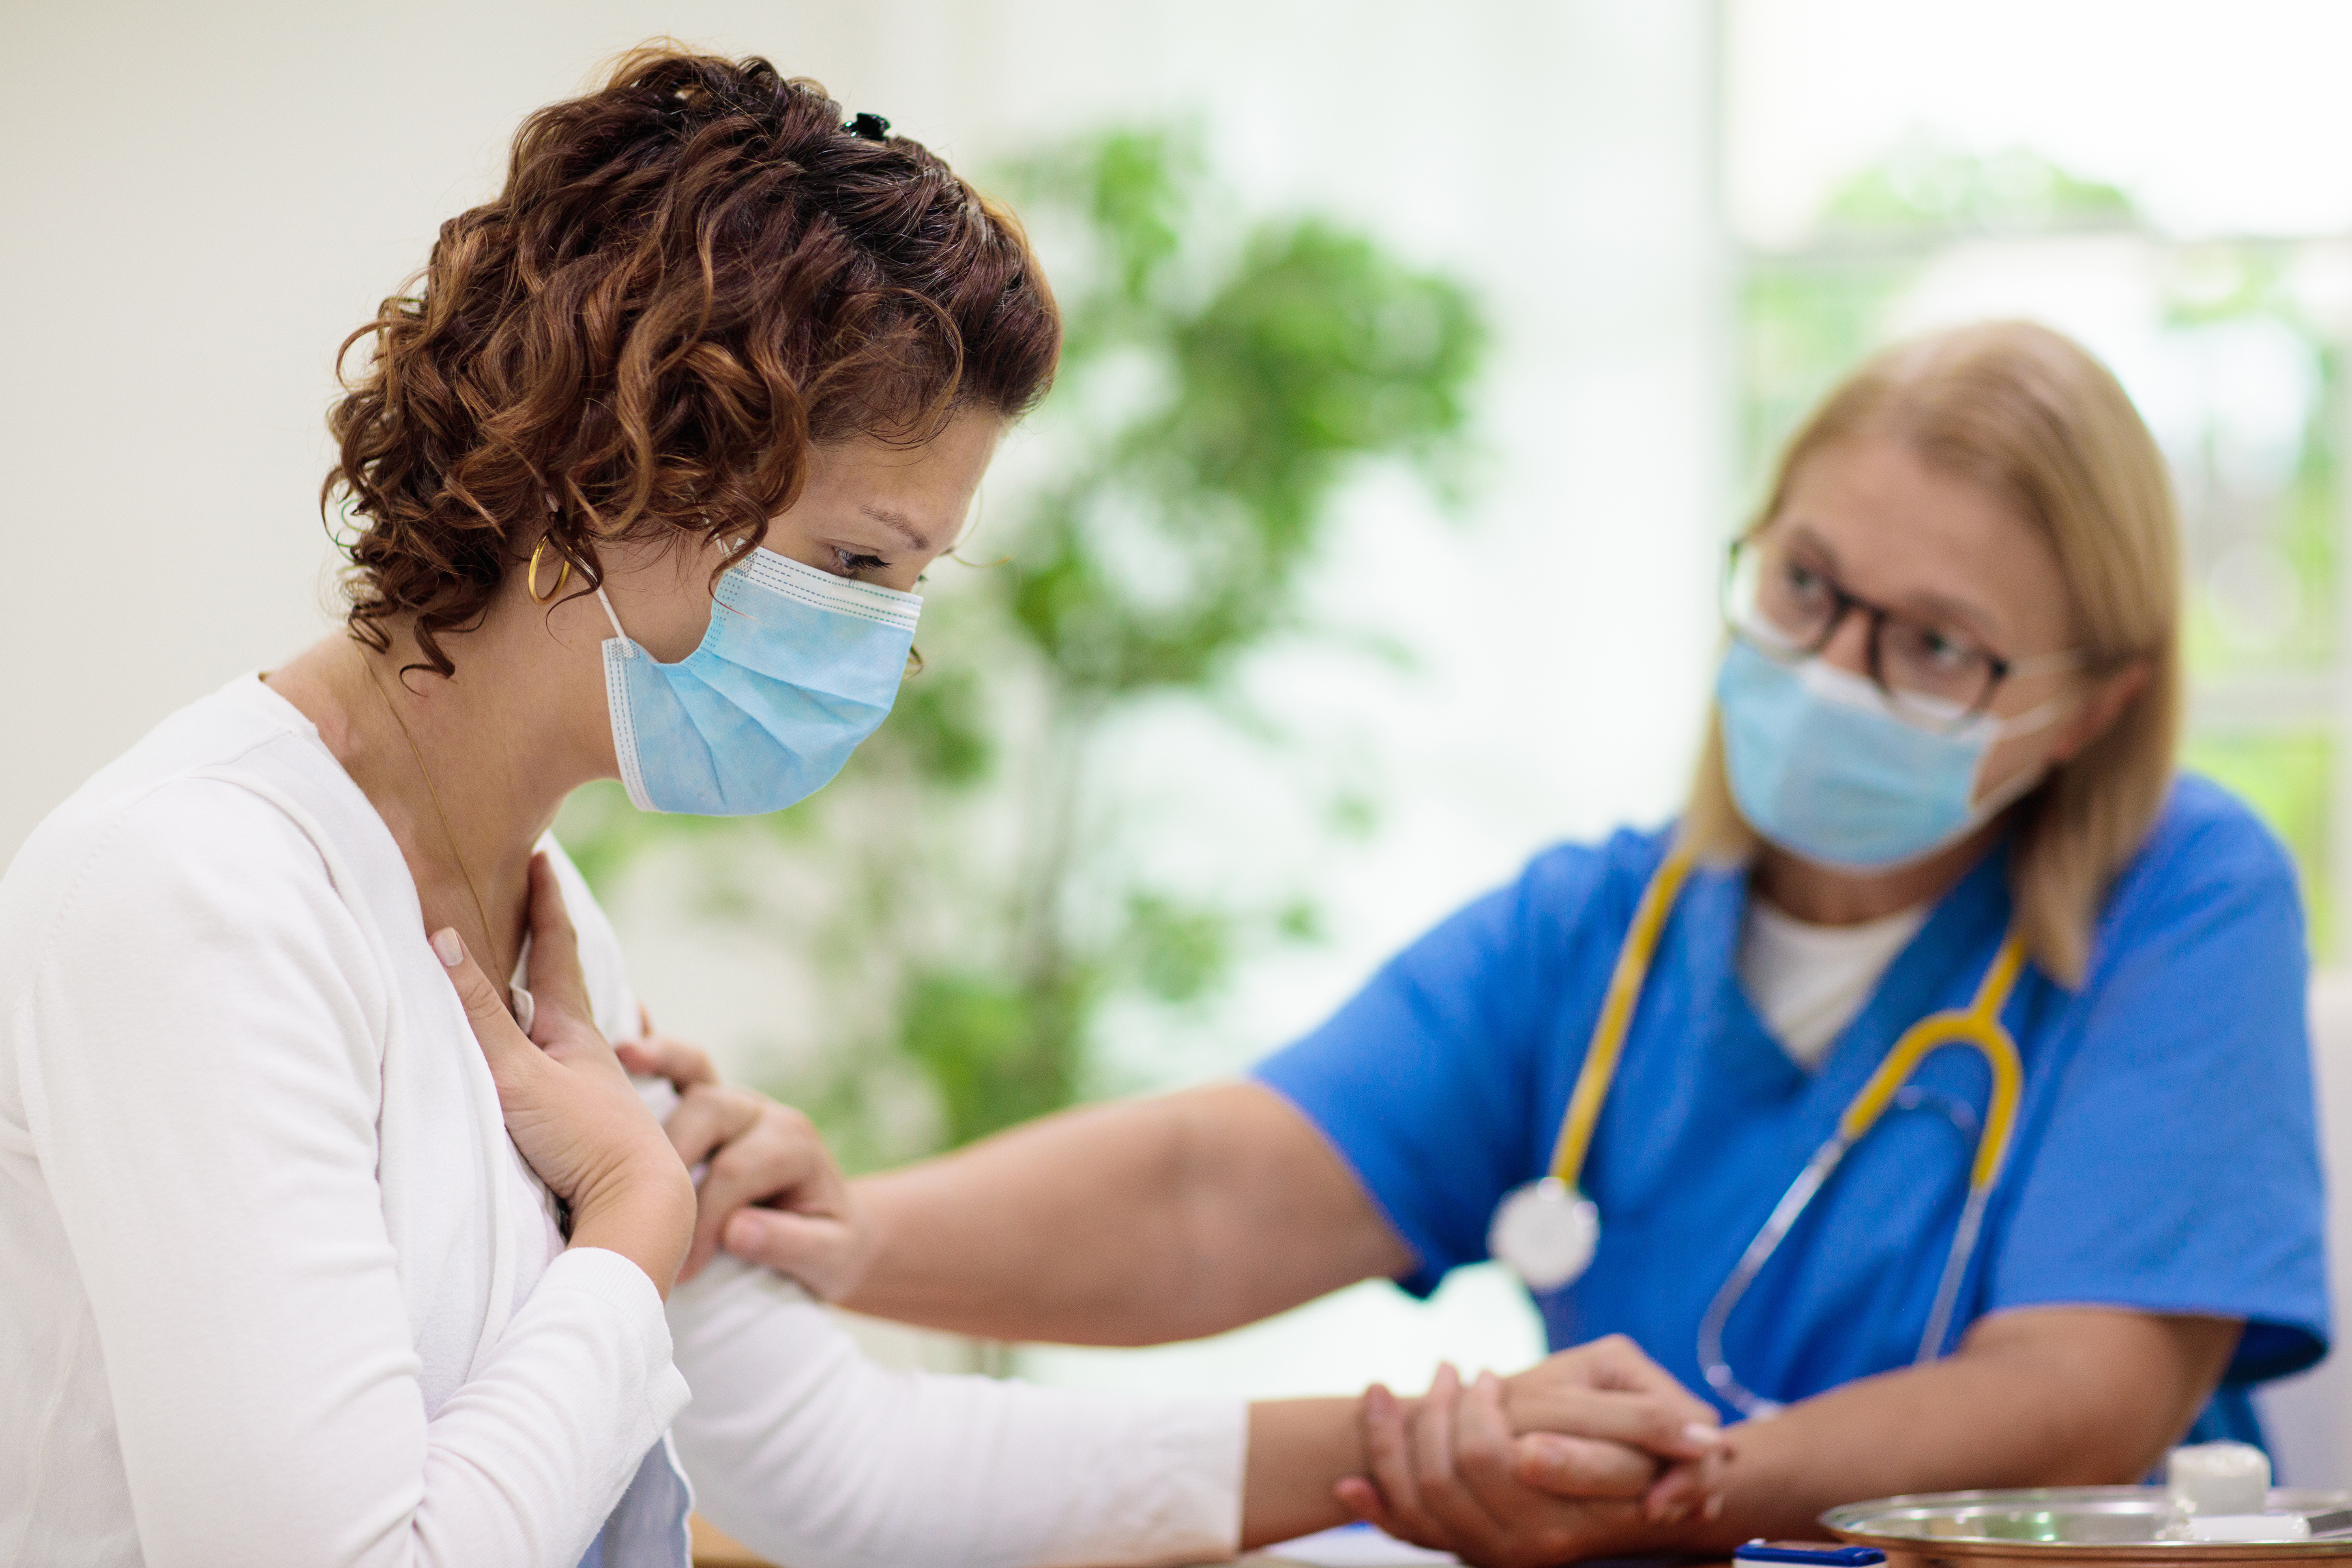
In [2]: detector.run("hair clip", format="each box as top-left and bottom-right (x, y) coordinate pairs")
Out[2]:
(846, 112), (890, 142)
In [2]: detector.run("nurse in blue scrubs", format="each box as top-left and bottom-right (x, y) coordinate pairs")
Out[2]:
(637, 320), (2329, 1565)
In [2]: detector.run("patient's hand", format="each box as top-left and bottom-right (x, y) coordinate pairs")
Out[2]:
(443, 854), (694, 1297)
(614, 1032), (869, 1293)
(1337, 1337), (1728, 1568)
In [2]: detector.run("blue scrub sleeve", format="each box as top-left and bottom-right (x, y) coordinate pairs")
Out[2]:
(1253, 841), (1633, 1297)
(1986, 789), (2328, 1382)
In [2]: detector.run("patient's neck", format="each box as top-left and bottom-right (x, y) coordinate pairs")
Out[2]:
(268, 588), (613, 989)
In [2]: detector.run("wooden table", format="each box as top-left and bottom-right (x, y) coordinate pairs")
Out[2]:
(689, 1511), (1734, 1566)
(689, 1513), (1451, 1566)
(690, 1514), (775, 1567)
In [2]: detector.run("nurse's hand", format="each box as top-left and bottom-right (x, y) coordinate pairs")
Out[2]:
(671, 1083), (866, 1289)
(1340, 1366), (1647, 1567)
(442, 854), (695, 1299)
(614, 1030), (869, 1293)
(1504, 1334), (1728, 1521)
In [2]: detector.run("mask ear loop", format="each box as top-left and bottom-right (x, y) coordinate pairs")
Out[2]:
(595, 586), (633, 655)
(542, 489), (633, 656)
(1964, 690), (2085, 825)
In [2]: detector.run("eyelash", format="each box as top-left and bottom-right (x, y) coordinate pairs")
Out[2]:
(831, 547), (891, 575)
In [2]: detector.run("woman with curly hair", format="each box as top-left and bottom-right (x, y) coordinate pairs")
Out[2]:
(0, 46), (1710, 1568)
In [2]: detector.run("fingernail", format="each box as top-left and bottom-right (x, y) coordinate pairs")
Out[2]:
(431, 929), (463, 967)
(1685, 1421), (1723, 1448)
(1706, 1493), (1725, 1521)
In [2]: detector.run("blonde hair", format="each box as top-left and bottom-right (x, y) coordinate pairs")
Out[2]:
(1683, 320), (2182, 986)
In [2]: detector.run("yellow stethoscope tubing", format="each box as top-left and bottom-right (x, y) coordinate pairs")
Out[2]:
(1836, 935), (2025, 1192)
(1542, 846), (1700, 1186)
(1542, 844), (2029, 1409)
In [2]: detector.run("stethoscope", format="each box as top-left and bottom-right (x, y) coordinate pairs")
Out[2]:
(1487, 846), (2027, 1418)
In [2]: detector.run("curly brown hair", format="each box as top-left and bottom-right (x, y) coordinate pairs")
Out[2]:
(325, 45), (1060, 678)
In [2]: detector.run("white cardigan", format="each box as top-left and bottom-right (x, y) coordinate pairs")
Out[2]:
(0, 676), (1243, 1568)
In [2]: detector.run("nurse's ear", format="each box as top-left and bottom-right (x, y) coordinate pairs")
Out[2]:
(2046, 659), (2150, 766)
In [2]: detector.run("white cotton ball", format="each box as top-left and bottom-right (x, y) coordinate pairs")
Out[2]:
(2168, 1442), (2272, 1517)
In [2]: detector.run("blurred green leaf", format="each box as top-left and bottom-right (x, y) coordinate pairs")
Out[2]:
(1121, 892), (1230, 1005)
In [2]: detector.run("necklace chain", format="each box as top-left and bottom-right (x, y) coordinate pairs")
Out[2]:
(358, 649), (504, 988)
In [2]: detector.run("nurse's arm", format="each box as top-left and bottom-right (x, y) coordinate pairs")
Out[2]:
(1498, 1306), (2241, 1559)
(778, 1081), (1418, 1345)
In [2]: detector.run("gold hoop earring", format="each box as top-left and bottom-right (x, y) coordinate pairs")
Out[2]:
(527, 540), (572, 603)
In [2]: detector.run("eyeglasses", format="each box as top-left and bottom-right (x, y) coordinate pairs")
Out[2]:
(1722, 536), (2079, 731)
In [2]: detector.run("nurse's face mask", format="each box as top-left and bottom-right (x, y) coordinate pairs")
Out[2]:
(1716, 534), (2079, 870)
(592, 550), (919, 816)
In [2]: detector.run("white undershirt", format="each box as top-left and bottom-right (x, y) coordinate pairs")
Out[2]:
(1737, 896), (1928, 1070)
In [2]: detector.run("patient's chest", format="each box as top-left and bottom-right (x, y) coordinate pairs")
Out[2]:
(372, 950), (568, 1417)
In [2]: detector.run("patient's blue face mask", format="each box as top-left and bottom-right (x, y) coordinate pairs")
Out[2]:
(1716, 639), (2063, 870)
(595, 547), (920, 816)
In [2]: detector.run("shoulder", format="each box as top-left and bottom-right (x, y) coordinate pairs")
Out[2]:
(0, 772), (391, 1133)
(1, 684), (379, 994)
(1493, 823), (1680, 957)
(1357, 824), (1674, 1015)
(3, 772), (355, 979)
(2087, 774), (2300, 976)
(1513, 823), (1675, 924)
(2125, 772), (2295, 888)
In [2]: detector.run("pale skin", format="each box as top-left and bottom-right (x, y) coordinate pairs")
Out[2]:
(270, 408), (1725, 1552)
(625, 434), (2243, 1564)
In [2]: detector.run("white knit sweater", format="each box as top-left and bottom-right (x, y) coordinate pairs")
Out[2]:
(0, 676), (1243, 1568)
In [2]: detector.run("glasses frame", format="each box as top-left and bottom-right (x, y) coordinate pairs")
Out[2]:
(1722, 537), (2079, 731)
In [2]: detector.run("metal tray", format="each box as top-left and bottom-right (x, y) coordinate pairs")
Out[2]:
(1824, 1486), (2352, 1567)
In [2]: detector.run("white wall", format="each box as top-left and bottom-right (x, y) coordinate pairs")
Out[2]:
(0, 0), (997, 861)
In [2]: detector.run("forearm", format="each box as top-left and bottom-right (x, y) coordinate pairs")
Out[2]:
(846, 1082), (1408, 1344)
(1610, 1310), (2240, 1555)
(1243, 1398), (1371, 1548)
(846, 1101), (1185, 1338)
(670, 1261), (1246, 1568)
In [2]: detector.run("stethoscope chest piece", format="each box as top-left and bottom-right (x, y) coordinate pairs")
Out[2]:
(1489, 1175), (1599, 1292)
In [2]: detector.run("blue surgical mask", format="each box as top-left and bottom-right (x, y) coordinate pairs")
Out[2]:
(1715, 639), (2059, 870)
(596, 547), (920, 816)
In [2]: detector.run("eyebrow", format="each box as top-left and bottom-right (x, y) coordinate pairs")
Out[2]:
(1778, 519), (2006, 646)
(861, 505), (934, 553)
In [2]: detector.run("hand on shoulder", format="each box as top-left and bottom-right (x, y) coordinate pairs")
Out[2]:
(585, 990), (871, 1296)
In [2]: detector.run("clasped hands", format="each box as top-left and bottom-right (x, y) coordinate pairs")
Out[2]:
(618, 1025), (1733, 1567)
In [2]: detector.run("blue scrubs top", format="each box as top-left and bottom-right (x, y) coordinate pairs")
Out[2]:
(1255, 775), (2328, 1448)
